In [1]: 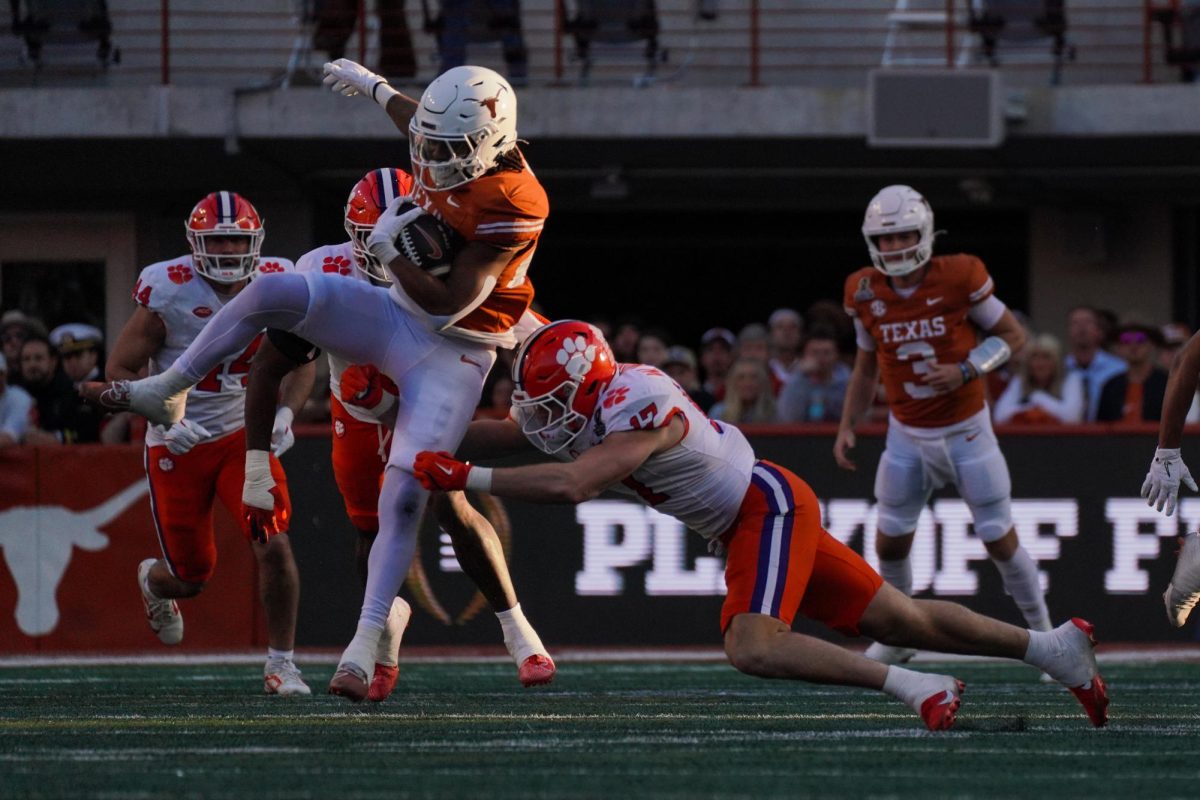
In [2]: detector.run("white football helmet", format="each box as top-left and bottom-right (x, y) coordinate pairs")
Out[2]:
(408, 65), (518, 192)
(862, 185), (935, 277)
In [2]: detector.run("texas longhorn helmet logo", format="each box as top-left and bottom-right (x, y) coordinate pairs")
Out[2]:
(475, 94), (501, 119)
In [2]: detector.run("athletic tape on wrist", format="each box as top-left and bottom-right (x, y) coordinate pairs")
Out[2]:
(465, 466), (493, 493)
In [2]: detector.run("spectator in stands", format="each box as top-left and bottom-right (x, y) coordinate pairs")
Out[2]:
(476, 373), (516, 420)
(1, 309), (47, 389)
(1097, 324), (1169, 423)
(0, 353), (32, 448)
(767, 308), (804, 384)
(1064, 305), (1126, 421)
(49, 323), (106, 443)
(662, 345), (715, 412)
(806, 298), (855, 361)
(993, 333), (1084, 425)
(611, 318), (641, 363)
(428, 0), (528, 85)
(776, 327), (850, 424)
(18, 334), (80, 445)
(699, 327), (735, 402)
(736, 323), (770, 363)
(313, 0), (416, 79)
(709, 358), (777, 426)
(1160, 322), (1191, 371)
(636, 328), (670, 369)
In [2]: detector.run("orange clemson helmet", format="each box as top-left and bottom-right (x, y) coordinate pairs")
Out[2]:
(511, 320), (617, 454)
(185, 191), (264, 283)
(344, 168), (415, 283)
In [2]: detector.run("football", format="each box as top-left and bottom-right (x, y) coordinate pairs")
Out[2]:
(395, 203), (459, 278)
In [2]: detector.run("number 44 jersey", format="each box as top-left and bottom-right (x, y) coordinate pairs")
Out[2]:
(132, 256), (295, 446)
(843, 254), (996, 429)
(562, 364), (756, 541)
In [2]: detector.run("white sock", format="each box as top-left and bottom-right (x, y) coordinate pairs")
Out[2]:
(878, 556), (913, 596)
(267, 648), (294, 663)
(374, 598), (412, 667)
(1022, 628), (1056, 670)
(341, 619), (384, 672)
(882, 666), (958, 712)
(159, 366), (196, 394)
(496, 603), (547, 665)
(992, 546), (1052, 631)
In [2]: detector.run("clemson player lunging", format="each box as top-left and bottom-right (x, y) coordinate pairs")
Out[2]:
(101, 192), (314, 695)
(411, 320), (1108, 730)
(84, 62), (551, 701)
(243, 167), (553, 701)
(835, 185), (1051, 665)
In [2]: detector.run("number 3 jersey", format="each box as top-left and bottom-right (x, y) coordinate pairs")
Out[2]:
(561, 364), (756, 540)
(843, 254), (998, 429)
(133, 256), (295, 446)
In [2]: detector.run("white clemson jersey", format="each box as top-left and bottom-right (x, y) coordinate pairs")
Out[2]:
(295, 242), (384, 425)
(566, 364), (756, 539)
(134, 255), (296, 446)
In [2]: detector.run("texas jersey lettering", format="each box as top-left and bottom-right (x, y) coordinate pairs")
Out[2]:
(844, 254), (994, 428)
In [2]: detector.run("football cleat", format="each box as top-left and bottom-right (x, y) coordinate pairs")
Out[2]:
(518, 654), (556, 687)
(264, 658), (312, 697)
(138, 558), (183, 645)
(864, 641), (918, 665)
(1039, 618), (1109, 728)
(80, 377), (187, 427)
(919, 679), (965, 732)
(1164, 532), (1200, 627)
(328, 662), (370, 702)
(368, 664), (399, 703)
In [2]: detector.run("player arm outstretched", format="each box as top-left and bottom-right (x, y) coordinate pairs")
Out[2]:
(834, 347), (881, 471)
(415, 421), (680, 505)
(322, 58), (419, 136)
(1142, 329), (1200, 515)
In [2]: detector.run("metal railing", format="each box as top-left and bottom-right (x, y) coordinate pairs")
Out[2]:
(0, 1), (1193, 90)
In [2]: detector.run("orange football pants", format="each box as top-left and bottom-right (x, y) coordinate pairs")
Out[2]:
(145, 428), (290, 584)
(329, 396), (390, 533)
(720, 460), (883, 635)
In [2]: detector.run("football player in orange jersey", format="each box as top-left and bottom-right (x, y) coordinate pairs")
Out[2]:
(835, 185), (1052, 666)
(84, 63), (552, 701)
(238, 168), (554, 702)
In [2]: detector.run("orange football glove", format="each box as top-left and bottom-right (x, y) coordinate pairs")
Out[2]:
(340, 364), (398, 411)
(243, 485), (289, 544)
(413, 450), (471, 492)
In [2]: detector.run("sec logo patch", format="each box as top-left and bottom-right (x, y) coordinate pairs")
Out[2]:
(870, 299), (887, 317)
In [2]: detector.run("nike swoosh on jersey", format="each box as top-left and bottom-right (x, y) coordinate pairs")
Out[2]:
(926, 297), (943, 306)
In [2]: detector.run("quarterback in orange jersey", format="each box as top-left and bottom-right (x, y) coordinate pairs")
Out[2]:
(240, 167), (554, 702)
(835, 185), (1053, 666)
(100, 191), (315, 695)
(85, 63), (552, 701)
(409, 320), (1108, 731)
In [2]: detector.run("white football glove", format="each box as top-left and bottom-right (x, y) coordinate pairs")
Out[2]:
(322, 58), (386, 99)
(366, 197), (424, 266)
(270, 407), (295, 458)
(162, 418), (211, 455)
(1141, 447), (1198, 516)
(243, 449), (276, 511)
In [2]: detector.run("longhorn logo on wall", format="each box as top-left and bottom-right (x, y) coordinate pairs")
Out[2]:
(0, 481), (148, 636)
(405, 491), (512, 625)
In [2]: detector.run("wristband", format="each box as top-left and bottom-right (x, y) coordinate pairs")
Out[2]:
(958, 362), (974, 384)
(371, 80), (399, 109)
(245, 448), (272, 480)
(464, 466), (493, 492)
(274, 406), (294, 430)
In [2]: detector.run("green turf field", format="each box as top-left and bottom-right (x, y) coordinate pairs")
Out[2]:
(1, 658), (1198, 799)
